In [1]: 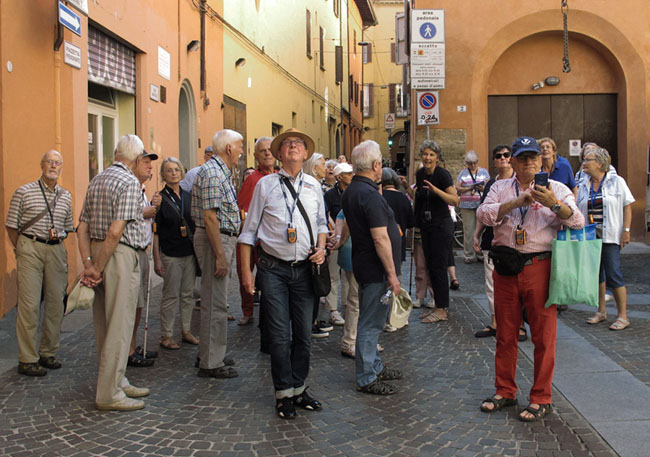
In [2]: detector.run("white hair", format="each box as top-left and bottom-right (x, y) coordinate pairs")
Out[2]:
(213, 129), (244, 154)
(351, 140), (382, 172)
(41, 150), (62, 162)
(160, 157), (186, 181)
(114, 134), (144, 162)
(325, 159), (338, 170)
(303, 152), (325, 177)
(464, 150), (479, 163)
(254, 136), (273, 150)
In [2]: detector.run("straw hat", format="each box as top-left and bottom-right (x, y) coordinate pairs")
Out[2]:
(270, 129), (315, 160)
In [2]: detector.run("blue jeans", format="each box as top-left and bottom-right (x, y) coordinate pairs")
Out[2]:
(256, 253), (314, 399)
(356, 281), (389, 387)
(599, 243), (625, 289)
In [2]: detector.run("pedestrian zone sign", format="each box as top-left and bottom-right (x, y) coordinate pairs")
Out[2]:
(417, 91), (440, 126)
(411, 9), (445, 44)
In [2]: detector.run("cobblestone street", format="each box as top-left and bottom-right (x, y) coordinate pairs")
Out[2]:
(1, 246), (648, 457)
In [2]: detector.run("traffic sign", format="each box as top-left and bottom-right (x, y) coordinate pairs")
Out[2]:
(417, 91), (440, 126)
(411, 9), (445, 44)
(59, 1), (82, 36)
(384, 113), (396, 130)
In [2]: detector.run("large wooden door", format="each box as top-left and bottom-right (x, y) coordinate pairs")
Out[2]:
(488, 94), (617, 173)
(223, 95), (247, 189)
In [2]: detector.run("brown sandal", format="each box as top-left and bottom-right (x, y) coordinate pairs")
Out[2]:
(160, 337), (180, 350)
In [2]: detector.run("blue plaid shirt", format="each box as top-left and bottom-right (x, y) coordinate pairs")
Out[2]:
(191, 155), (241, 232)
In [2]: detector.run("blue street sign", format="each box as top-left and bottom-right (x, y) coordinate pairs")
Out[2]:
(419, 22), (436, 40)
(59, 1), (82, 36)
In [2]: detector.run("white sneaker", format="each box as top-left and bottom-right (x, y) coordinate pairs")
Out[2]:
(413, 299), (423, 308)
(96, 397), (145, 411)
(384, 323), (397, 333)
(425, 300), (436, 309)
(123, 384), (150, 398)
(329, 310), (345, 326)
(605, 293), (613, 302)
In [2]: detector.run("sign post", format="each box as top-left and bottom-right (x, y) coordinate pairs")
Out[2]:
(410, 9), (445, 90)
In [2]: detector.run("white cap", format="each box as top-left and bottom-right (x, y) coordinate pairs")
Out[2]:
(333, 163), (353, 176)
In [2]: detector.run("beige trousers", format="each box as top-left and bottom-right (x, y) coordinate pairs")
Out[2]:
(159, 253), (196, 337)
(341, 270), (359, 352)
(91, 241), (140, 404)
(323, 250), (340, 312)
(15, 236), (67, 363)
(194, 229), (236, 369)
(482, 250), (495, 315)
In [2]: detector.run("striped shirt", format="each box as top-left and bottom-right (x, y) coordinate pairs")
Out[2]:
(79, 161), (148, 249)
(477, 177), (585, 253)
(191, 155), (241, 232)
(6, 179), (74, 239)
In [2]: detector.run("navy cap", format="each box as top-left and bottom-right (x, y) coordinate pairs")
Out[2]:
(511, 136), (541, 157)
(141, 150), (159, 160)
(204, 146), (213, 154)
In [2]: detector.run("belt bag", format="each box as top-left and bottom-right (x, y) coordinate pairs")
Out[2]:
(489, 245), (526, 276)
(281, 178), (331, 297)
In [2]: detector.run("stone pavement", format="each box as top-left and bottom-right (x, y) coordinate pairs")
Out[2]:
(0, 244), (648, 457)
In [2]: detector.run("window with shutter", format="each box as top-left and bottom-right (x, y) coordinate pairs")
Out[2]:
(306, 10), (312, 58)
(390, 43), (396, 63)
(335, 46), (343, 83)
(389, 84), (396, 113)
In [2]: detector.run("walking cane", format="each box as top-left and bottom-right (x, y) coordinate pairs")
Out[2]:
(142, 260), (152, 359)
(408, 231), (414, 296)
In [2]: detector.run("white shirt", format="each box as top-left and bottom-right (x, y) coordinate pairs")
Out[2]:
(238, 169), (328, 262)
(576, 172), (634, 245)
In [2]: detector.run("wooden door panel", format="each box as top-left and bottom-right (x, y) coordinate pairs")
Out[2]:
(518, 95), (551, 139)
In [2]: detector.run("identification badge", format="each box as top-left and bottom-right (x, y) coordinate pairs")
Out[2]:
(424, 211), (432, 222)
(240, 209), (246, 222)
(287, 227), (297, 243)
(515, 227), (527, 245)
(49, 228), (58, 241)
(180, 225), (188, 238)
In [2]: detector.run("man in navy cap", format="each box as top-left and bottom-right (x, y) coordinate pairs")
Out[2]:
(476, 136), (584, 422)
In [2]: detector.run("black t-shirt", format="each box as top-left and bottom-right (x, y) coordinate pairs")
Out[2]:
(324, 183), (343, 221)
(414, 166), (454, 228)
(154, 186), (195, 257)
(342, 176), (401, 284)
(382, 190), (415, 262)
(478, 177), (496, 251)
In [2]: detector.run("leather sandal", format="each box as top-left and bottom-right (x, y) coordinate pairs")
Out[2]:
(135, 346), (158, 359)
(182, 331), (199, 345)
(474, 326), (497, 338)
(609, 317), (630, 331)
(519, 403), (552, 422)
(421, 311), (448, 323)
(276, 398), (296, 419)
(127, 353), (154, 367)
(160, 337), (181, 350)
(480, 395), (517, 413)
(586, 312), (607, 325)
(377, 367), (402, 381)
(356, 379), (397, 396)
(294, 387), (322, 411)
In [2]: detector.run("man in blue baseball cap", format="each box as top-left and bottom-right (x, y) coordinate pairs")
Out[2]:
(476, 136), (585, 422)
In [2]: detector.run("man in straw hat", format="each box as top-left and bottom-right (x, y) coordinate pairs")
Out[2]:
(238, 129), (328, 419)
(77, 134), (152, 411)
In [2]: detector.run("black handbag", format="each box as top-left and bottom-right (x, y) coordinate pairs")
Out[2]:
(489, 245), (525, 276)
(281, 178), (331, 297)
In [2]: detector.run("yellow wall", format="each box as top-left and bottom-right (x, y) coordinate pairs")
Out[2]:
(411, 0), (650, 239)
(223, 0), (343, 163)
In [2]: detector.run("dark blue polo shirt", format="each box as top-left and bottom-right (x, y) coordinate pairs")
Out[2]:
(549, 156), (576, 190)
(341, 175), (401, 284)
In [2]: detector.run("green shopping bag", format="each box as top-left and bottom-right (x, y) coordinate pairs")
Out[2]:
(545, 227), (602, 308)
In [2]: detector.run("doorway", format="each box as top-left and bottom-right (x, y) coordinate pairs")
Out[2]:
(88, 104), (118, 179)
(178, 80), (197, 172)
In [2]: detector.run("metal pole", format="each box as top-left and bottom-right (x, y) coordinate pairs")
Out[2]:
(142, 259), (152, 359)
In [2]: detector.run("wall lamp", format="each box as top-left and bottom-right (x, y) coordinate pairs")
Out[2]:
(235, 58), (247, 68)
(532, 76), (560, 90)
(187, 40), (200, 52)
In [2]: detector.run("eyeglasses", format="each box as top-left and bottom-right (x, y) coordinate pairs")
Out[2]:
(281, 139), (306, 148)
(494, 152), (511, 159)
(582, 158), (595, 163)
(42, 160), (63, 167)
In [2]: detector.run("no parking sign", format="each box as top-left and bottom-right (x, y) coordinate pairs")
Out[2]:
(417, 91), (440, 125)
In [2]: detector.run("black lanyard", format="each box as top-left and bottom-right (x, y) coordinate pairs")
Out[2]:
(589, 173), (607, 210)
(513, 180), (528, 228)
(38, 180), (58, 228)
(279, 172), (304, 227)
(164, 188), (184, 216)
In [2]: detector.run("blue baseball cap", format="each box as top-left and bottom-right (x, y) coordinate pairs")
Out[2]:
(511, 136), (541, 157)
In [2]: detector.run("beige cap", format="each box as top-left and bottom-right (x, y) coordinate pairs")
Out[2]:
(64, 276), (95, 316)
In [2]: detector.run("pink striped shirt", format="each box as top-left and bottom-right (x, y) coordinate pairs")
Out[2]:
(477, 177), (584, 253)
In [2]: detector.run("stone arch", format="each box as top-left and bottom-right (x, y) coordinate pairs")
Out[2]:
(178, 79), (197, 170)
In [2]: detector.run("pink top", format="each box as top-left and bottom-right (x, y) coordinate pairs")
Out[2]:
(477, 177), (585, 253)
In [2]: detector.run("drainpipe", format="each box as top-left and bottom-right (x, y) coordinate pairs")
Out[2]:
(53, 0), (63, 150)
(200, 0), (206, 93)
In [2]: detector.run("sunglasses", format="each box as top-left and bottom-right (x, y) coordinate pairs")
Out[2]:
(494, 152), (511, 159)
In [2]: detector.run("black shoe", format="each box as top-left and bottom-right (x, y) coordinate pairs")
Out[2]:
(18, 362), (47, 377)
(311, 326), (329, 339)
(518, 327), (528, 342)
(38, 356), (61, 370)
(135, 345), (158, 359)
(317, 321), (334, 332)
(195, 356), (235, 368)
(127, 353), (155, 368)
(356, 379), (397, 395)
(474, 326), (497, 338)
(276, 397), (296, 419)
(197, 366), (239, 378)
(377, 367), (402, 381)
(293, 387), (322, 411)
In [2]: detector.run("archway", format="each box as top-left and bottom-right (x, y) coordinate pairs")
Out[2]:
(178, 80), (197, 171)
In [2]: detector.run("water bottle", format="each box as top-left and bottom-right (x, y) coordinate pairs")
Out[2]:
(380, 289), (393, 306)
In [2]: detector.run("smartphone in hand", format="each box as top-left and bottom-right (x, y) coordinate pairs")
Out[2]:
(534, 171), (548, 189)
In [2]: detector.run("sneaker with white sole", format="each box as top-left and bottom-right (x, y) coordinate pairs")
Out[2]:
(312, 325), (329, 338)
(96, 397), (145, 411)
(383, 323), (397, 333)
(329, 311), (345, 326)
(317, 321), (334, 332)
(123, 384), (150, 398)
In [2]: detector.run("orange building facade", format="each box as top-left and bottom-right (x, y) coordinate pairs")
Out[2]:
(407, 0), (650, 240)
(0, 0), (225, 317)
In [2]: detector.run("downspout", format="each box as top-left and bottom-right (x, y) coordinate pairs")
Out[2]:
(200, 0), (206, 94)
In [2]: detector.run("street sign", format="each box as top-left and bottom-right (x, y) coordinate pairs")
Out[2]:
(58, 1), (82, 36)
(63, 41), (81, 69)
(411, 9), (445, 43)
(417, 91), (440, 125)
(384, 113), (396, 129)
(66, 0), (88, 16)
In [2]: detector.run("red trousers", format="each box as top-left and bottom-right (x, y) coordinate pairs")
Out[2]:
(493, 257), (556, 404)
(235, 243), (258, 317)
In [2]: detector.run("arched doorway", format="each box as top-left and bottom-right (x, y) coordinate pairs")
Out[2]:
(178, 80), (197, 171)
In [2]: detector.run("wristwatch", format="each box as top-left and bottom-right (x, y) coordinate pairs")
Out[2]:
(624, 227), (630, 232)
(551, 200), (562, 214)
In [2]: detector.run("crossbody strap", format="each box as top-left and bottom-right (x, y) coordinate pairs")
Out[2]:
(281, 177), (315, 249)
(18, 189), (62, 235)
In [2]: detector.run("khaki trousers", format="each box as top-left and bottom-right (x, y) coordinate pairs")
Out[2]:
(323, 250), (340, 312)
(341, 270), (359, 352)
(91, 241), (140, 404)
(15, 236), (67, 363)
(159, 253), (196, 337)
(194, 229), (236, 369)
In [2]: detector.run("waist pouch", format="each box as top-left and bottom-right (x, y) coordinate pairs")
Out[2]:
(489, 246), (526, 276)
